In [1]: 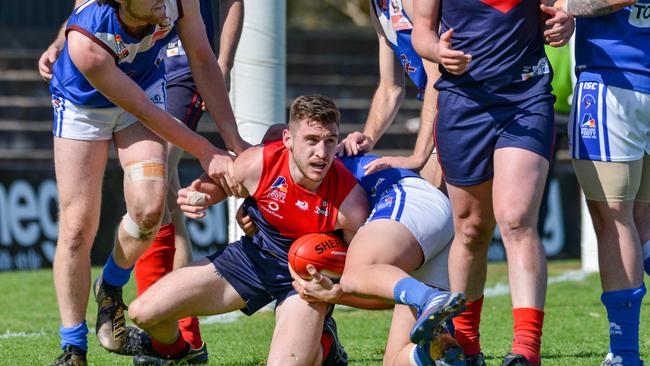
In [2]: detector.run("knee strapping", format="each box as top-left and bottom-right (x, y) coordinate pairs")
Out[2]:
(124, 159), (166, 184)
(122, 212), (158, 240)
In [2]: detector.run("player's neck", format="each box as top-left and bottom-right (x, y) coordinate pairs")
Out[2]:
(288, 157), (321, 193)
(117, 9), (154, 38)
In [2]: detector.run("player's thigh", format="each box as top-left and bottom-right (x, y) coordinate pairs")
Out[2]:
(347, 219), (423, 272)
(420, 152), (445, 193)
(53, 137), (110, 231)
(268, 295), (329, 366)
(573, 159), (642, 203)
(130, 258), (245, 325)
(493, 147), (549, 227)
(114, 121), (168, 214)
(384, 304), (417, 366)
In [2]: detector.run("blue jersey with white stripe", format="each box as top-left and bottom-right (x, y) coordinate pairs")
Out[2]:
(50, 0), (181, 108)
(339, 154), (420, 207)
(575, 2), (650, 94)
(163, 0), (214, 83)
(435, 0), (552, 102)
(371, 0), (427, 100)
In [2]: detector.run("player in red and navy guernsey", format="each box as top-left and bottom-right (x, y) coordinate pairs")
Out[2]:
(126, 96), (370, 365)
(412, 1), (574, 366)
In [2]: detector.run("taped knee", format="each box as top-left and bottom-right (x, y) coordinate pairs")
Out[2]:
(122, 212), (158, 241)
(124, 159), (166, 184)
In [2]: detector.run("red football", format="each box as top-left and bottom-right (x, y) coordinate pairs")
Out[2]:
(288, 233), (348, 280)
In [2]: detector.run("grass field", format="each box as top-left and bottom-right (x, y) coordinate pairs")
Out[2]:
(1, 260), (650, 365)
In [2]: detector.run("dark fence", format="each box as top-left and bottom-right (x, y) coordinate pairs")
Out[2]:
(0, 1), (75, 30)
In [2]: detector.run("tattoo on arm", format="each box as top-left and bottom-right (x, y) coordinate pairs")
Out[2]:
(555, 0), (636, 16)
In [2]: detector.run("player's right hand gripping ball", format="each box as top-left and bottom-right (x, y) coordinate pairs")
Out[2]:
(288, 233), (347, 280)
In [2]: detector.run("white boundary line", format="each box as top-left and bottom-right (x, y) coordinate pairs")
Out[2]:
(0, 330), (46, 339)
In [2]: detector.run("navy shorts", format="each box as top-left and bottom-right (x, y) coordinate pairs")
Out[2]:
(435, 91), (555, 186)
(166, 81), (204, 131)
(207, 239), (297, 316)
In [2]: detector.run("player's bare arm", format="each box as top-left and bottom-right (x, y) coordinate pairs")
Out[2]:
(38, 0), (85, 81)
(339, 7), (406, 157)
(177, 0), (249, 155)
(290, 264), (393, 310)
(412, 0), (471, 75)
(217, 0), (244, 89)
(546, 0), (636, 16)
(66, 30), (235, 193)
(363, 61), (440, 175)
(335, 184), (370, 244)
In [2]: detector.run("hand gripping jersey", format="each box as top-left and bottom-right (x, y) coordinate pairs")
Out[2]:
(371, 0), (427, 100)
(435, 0), (552, 102)
(163, 0), (214, 84)
(242, 141), (358, 257)
(575, 2), (650, 94)
(50, 0), (182, 108)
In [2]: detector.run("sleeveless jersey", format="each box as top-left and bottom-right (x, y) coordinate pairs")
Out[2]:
(575, 2), (650, 94)
(371, 0), (427, 100)
(50, 0), (181, 108)
(244, 141), (358, 256)
(163, 0), (214, 83)
(435, 0), (552, 102)
(339, 154), (420, 207)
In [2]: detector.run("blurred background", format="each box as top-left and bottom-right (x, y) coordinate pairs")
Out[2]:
(0, 0), (582, 272)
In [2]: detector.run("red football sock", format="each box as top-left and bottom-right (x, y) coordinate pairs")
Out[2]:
(179, 316), (203, 349)
(320, 331), (334, 361)
(151, 333), (189, 358)
(134, 223), (176, 296)
(512, 307), (544, 366)
(452, 295), (483, 356)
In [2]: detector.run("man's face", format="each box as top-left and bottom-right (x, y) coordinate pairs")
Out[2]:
(284, 119), (339, 185)
(122, 0), (167, 25)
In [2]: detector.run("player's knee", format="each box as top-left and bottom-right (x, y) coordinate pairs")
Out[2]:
(128, 298), (155, 329)
(456, 220), (493, 250)
(495, 209), (537, 240)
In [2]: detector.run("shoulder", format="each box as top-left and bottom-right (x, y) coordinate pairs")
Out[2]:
(233, 145), (264, 195)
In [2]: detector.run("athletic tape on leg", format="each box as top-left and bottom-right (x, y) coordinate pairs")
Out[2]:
(124, 159), (166, 184)
(122, 212), (157, 240)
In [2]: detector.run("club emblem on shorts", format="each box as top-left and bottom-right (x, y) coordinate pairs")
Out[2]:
(580, 113), (597, 140)
(582, 94), (595, 110)
(377, 195), (393, 210)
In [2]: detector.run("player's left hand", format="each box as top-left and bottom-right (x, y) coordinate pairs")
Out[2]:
(178, 179), (211, 219)
(540, 4), (574, 47)
(337, 131), (372, 157)
(38, 45), (61, 82)
(289, 264), (342, 304)
(236, 204), (258, 237)
(363, 155), (423, 176)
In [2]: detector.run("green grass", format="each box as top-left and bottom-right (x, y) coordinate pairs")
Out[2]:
(1, 261), (650, 365)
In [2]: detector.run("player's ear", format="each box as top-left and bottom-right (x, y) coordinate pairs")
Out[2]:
(282, 127), (293, 150)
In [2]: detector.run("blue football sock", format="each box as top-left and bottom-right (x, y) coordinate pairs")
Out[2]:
(642, 240), (650, 277)
(601, 284), (646, 366)
(393, 277), (441, 315)
(60, 320), (88, 351)
(102, 254), (133, 287)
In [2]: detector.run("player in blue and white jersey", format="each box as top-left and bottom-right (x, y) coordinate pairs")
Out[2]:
(289, 151), (465, 366)
(41, 1), (248, 365)
(411, 1), (574, 365)
(548, 0), (648, 365)
(338, 0), (444, 191)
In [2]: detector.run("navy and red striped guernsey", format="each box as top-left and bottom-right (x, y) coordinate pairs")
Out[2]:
(241, 140), (358, 256)
(435, 0), (552, 102)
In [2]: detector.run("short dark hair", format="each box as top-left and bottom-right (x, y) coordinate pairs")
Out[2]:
(289, 95), (340, 128)
(96, 0), (120, 9)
